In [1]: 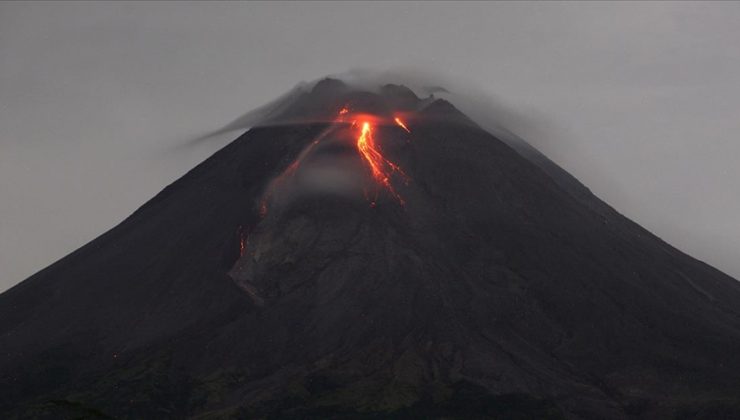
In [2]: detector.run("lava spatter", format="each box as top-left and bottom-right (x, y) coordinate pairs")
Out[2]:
(394, 117), (411, 133)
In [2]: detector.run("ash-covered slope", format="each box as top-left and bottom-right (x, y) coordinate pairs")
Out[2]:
(2, 79), (740, 419)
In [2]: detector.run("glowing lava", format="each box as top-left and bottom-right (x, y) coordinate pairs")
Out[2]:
(258, 109), (411, 217)
(394, 117), (411, 133)
(237, 226), (248, 256)
(355, 120), (408, 205)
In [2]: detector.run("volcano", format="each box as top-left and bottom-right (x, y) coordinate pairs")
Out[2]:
(2, 79), (740, 419)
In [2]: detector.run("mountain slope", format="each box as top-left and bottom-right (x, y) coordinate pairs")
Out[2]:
(2, 80), (740, 419)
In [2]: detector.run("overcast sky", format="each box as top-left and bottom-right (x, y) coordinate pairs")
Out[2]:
(2, 1), (739, 292)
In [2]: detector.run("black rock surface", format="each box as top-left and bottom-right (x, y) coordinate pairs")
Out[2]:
(2, 80), (740, 419)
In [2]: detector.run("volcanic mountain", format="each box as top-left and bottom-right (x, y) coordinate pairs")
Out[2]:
(2, 79), (740, 419)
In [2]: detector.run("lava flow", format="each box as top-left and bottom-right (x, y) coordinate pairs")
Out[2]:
(394, 117), (411, 133)
(354, 119), (408, 205)
(258, 108), (412, 217)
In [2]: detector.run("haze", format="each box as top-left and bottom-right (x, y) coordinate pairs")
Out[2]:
(2, 1), (739, 292)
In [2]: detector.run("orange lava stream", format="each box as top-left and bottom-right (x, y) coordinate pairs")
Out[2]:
(355, 120), (407, 205)
(260, 108), (411, 218)
(394, 117), (411, 133)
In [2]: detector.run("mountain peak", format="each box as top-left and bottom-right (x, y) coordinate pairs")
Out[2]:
(310, 77), (348, 95)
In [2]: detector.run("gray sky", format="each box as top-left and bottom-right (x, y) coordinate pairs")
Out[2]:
(2, 1), (739, 292)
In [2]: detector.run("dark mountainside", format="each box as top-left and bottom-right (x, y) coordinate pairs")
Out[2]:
(2, 79), (740, 419)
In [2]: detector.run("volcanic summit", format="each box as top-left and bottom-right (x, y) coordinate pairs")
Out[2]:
(2, 79), (740, 419)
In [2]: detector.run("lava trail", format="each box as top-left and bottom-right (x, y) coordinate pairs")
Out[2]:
(394, 117), (411, 133)
(354, 119), (408, 205)
(259, 109), (412, 214)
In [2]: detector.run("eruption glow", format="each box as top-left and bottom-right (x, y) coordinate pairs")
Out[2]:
(354, 120), (408, 205)
(394, 117), (411, 133)
(258, 108), (411, 218)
